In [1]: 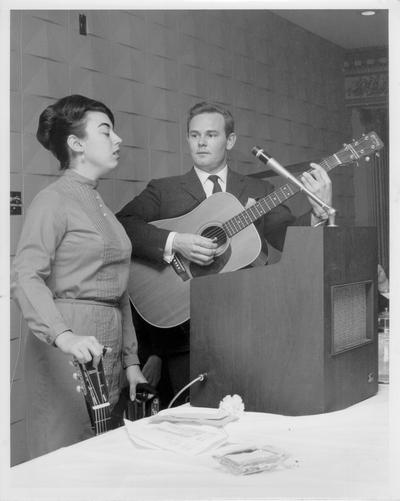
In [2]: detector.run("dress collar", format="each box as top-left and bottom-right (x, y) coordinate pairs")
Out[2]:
(64, 169), (98, 189)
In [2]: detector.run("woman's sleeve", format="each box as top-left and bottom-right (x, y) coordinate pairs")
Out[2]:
(120, 291), (139, 368)
(11, 190), (71, 345)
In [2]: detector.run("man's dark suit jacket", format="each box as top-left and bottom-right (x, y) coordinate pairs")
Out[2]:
(117, 167), (312, 262)
(116, 167), (313, 402)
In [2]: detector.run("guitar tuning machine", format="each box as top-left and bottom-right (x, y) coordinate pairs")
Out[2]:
(76, 385), (86, 395)
(72, 372), (81, 381)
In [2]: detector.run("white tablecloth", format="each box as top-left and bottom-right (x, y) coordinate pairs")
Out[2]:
(4, 385), (398, 500)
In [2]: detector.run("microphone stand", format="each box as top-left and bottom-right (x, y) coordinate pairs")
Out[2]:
(252, 147), (337, 227)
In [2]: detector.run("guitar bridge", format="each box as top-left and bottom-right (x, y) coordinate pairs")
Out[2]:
(171, 255), (190, 281)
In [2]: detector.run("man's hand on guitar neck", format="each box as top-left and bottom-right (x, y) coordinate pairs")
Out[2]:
(300, 162), (332, 221)
(172, 233), (218, 266)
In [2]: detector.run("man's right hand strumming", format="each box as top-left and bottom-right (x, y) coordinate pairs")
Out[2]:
(172, 233), (218, 266)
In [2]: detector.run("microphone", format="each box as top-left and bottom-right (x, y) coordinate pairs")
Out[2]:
(251, 146), (337, 226)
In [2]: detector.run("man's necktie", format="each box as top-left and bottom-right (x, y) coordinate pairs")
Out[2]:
(208, 175), (222, 194)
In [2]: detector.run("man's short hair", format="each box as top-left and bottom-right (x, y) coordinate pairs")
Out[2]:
(187, 102), (235, 137)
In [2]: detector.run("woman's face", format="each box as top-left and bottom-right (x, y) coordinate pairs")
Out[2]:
(79, 111), (122, 174)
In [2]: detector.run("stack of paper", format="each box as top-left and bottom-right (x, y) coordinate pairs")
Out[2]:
(124, 418), (228, 455)
(149, 406), (238, 427)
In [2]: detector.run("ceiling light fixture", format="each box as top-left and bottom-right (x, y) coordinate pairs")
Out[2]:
(361, 10), (376, 16)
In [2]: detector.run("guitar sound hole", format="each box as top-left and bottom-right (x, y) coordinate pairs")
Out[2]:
(200, 225), (227, 249)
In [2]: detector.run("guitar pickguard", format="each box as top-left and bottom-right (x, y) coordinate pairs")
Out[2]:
(189, 244), (232, 278)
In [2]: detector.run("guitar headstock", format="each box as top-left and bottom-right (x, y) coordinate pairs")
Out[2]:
(72, 347), (111, 430)
(336, 131), (384, 166)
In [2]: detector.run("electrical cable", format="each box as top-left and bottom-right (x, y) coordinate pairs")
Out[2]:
(167, 373), (207, 409)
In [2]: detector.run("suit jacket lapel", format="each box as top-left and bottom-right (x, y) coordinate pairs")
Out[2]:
(226, 169), (247, 204)
(180, 168), (207, 203)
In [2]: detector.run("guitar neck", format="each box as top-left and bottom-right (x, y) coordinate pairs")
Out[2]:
(92, 402), (111, 435)
(223, 153), (341, 237)
(76, 356), (112, 435)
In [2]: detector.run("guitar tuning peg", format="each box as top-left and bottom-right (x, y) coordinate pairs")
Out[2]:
(365, 156), (370, 162)
(375, 152), (380, 158)
(76, 385), (84, 393)
(72, 372), (81, 381)
(69, 360), (77, 367)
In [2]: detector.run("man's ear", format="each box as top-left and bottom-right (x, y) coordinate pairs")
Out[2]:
(226, 132), (237, 151)
(67, 134), (84, 153)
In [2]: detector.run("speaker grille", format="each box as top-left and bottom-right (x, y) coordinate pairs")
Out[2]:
(331, 281), (372, 354)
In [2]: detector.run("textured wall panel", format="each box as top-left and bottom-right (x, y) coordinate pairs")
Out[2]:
(105, 11), (146, 49)
(178, 11), (207, 39)
(179, 34), (208, 69)
(23, 134), (54, 175)
(118, 147), (149, 182)
(205, 12), (232, 49)
(10, 50), (21, 92)
(28, 10), (67, 26)
(110, 78), (147, 116)
(70, 36), (111, 74)
(146, 22), (178, 59)
(234, 54), (255, 84)
(70, 67), (112, 105)
(115, 112), (148, 149)
(114, 180), (147, 213)
(147, 87), (178, 121)
(110, 44), (145, 83)
(10, 92), (21, 133)
(22, 55), (69, 98)
(147, 54), (178, 90)
(208, 46), (233, 77)
(234, 81), (256, 110)
(150, 119), (179, 152)
(151, 150), (181, 179)
(207, 74), (233, 106)
(22, 15), (67, 62)
(180, 65), (208, 98)
(22, 95), (55, 134)
(10, 133), (22, 173)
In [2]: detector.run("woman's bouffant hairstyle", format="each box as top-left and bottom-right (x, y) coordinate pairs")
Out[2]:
(36, 94), (114, 170)
(186, 101), (235, 137)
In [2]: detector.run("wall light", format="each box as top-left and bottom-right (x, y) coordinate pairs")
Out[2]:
(361, 10), (376, 16)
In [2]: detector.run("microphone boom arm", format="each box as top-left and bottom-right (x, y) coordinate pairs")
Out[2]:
(252, 147), (337, 227)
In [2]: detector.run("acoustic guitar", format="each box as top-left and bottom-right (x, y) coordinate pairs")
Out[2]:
(128, 132), (383, 329)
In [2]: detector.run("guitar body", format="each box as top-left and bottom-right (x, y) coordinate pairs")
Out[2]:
(129, 192), (261, 328)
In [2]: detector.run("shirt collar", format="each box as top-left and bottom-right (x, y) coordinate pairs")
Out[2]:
(64, 169), (98, 189)
(194, 165), (228, 187)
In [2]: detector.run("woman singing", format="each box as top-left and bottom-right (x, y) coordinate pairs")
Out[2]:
(11, 94), (147, 459)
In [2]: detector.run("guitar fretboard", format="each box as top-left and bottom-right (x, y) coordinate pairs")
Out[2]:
(222, 152), (343, 237)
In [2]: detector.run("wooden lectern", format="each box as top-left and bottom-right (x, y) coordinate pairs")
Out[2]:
(190, 227), (378, 415)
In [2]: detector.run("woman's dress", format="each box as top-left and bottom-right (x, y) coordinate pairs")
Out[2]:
(12, 169), (139, 459)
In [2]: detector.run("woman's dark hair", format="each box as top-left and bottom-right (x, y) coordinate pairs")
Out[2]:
(186, 101), (235, 137)
(36, 94), (114, 170)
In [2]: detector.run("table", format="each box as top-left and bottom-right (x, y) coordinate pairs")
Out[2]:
(3, 385), (397, 501)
